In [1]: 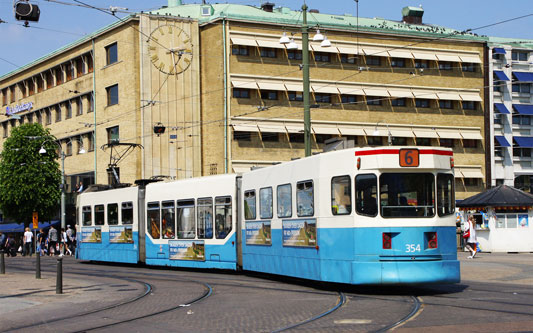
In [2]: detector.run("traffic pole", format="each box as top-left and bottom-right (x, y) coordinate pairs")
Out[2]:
(35, 249), (41, 279)
(0, 250), (5, 274)
(56, 257), (63, 294)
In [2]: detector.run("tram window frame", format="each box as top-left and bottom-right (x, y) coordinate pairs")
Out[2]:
(355, 174), (378, 217)
(379, 173), (435, 218)
(82, 206), (92, 226)
(147, 202), (161, 239)
(331, 175), (352, 215)
(296, 180), (314, 217)
(277, 183), (292, 218)
(107, 203), (119, 225)
(177, 199), (196, 239)
(162, 200), (176, 239)
(215, 196), (232, 239)
(259, 187), (273, 219)
(437, 173), (455, 217)
(244, 190), (257, 220)
(121, 202), (134, 224)
(197, 197), (214, 239)
(94, 204), (105, 226)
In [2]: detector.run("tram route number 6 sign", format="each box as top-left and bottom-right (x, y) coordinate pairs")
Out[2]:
(399, 149), (419, 167)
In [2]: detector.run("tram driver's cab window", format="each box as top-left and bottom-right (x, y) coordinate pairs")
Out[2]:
(82, 206), (92, 226)
(437, 173), (455, 217)
(355, 174), (377, 216)
(331, 176), (352, 215)
(244, 190), (256, 220)
(297, 180), (314, 217)
(380, 173), (435, 218)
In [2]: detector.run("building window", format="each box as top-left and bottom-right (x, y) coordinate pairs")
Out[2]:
(66, 140), (72, 156)
(462, 101), (476, 110)
(288, 91), (303, 101)
(439, 100), (453, 109)
(87, 54), (94, 73)
(105, 42), (118, 65)
(512, 83), (531, 94)
(391, 137), (407, 146)
(233, 88), (250, 98)
(260, 48), (276, 58)
(77, 98), (83, 116)
(9, 86), (15, 103)
(231, 45), (249, 56)
(2, 122), (7, 138)
(366, 96), (382, 106)
(512, 51), (528, 61)
(107, 126), (119, 144)
(367, 136), (382, 146)
(366, 56), (380, 66)
(46, 73), (53, 89)
(314, 52), (330, 62)
(415, 60), (429, 69)
(76, 58), (85, 77)
(66, 63), (74, 81)
(391, 98), (406, 107)
(415, 99), (430, 108)
(494, 114), (502, 125)
(287, 50), (302, 60)
(462, 63), (475, 72)
(234, 131), (252, 141)
(463, 139), (477, 148)
(512, 115), (531, 125)
(106, 84), (119, 106)
(55, 105), (61, 122)
(18, 83), (26, 98)
(260, 90), (278, 100)
(36, 111), (42, 125)
(390, 58), (405, 67)
(315, 94), (331, 103)
(416, 138), (431, 146)
(514, 147), (532, 158)
(341, 95), (357, 104)
(28, 79), (34, 96)
(261, 133), (279, 142)
(36, 76), (44, 92)
(66, 101), (72, 119)
(55, 67), (63, 85)
(495, 146), (503, 158)
(341, 54), (356, 64)
(2, 88), (7, 105)
(289, 133), (304, 143)
(464, 178), (479, 187)
(438, 61), (453, 70)
(88, 133), (95, 151)
(45, 108), (52, 125)
(440, 138), (454, 148)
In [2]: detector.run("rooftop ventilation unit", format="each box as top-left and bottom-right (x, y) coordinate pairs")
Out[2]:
(402, 6), (424, 24)
(261, 2), (275, 12)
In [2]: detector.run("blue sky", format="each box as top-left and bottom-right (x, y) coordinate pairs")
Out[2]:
(1, 0), (532, 76)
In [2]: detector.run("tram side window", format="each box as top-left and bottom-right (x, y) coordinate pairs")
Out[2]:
(277, 184), (292, 218)
(437, 173), (455, 217)
(147, 202), (161, 239)
(177, 199), (195, 239)
(355, 174), (378, 217)
(197, 198), (213, 239)
(215, 196), (232, 239)
(82, 206), (92, 226)
(244, 190), (256, 220)
(331, 176), (352, 215)
(379, 173), (435, 218)
(162, 201), (176, 239)
(121, 202), (133, 224)
(107, 203), (118, 225)
(296, 180), (314, 217)
(259, 187), (273, 219)
(95, 205), (105, 225)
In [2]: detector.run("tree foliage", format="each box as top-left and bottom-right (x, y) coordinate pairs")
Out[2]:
(0, 123), (61, 226)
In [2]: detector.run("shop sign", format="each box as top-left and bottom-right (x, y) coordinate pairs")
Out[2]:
(6, 102), (33, 115)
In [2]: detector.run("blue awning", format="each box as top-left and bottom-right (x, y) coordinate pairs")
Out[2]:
(513, 72), (533, 82)
(494, 70), (510, 81)
(0, 220), (60, 233)
(494, 103), (510, 114)
(493, 48), (506, 54)
(513, 104), (533, 115)
(514, 137), (533, 148)
(495, 136), (511, 147)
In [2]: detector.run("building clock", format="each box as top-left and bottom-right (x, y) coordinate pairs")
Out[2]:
(148, 24), (193, 75)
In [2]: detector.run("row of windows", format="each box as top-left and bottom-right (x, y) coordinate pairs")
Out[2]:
(233, 88), (479, 110)
(231, 46), (478, 72)
(1, 53), (93, 106)
(82, 201), (134, 226)
(146, 197), (232, 240)
(1, 93), (93, 138)
(243, 173), (454, 220)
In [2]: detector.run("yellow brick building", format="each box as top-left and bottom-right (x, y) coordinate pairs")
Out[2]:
(0, 2), (487, 219)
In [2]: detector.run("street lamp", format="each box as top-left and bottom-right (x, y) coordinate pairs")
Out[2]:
(280, 5), (330, 156)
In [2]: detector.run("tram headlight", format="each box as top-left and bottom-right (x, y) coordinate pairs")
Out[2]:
(426, 232), (438, 249)
(382, 232), (392, 249)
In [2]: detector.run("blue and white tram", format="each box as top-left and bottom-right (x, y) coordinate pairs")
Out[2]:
(240, 147), (459, 284)
(77, 147), (459, 285)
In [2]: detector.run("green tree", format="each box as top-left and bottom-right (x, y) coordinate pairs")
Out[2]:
(0, 123), (61, 227)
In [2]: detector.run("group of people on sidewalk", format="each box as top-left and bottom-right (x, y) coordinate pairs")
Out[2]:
(0, 225), (76, 257)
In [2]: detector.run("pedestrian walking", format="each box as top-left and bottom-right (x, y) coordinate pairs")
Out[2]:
(5, 234), (16, 257)
(464, 216), (477, 259)
(23, 227), (33, 257)
(48, 226), (58, 256)
(60, 228), (70, 256)
(37, 229), (46, 256)
(66, 225), (74, 256)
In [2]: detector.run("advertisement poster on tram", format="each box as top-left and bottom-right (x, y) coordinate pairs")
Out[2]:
(245, 221), (271, 245)
(169, 240), (205, 261)
(81, 227), (102, 243)
(109, 226), (134, 243)
(518, 214), (529, 228)
(282, 219), (316, 247)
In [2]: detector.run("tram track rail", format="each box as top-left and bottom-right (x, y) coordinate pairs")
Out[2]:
(374, 295), (423, 332)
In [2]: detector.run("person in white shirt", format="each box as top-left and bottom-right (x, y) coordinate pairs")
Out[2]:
(23, 227), (33, 257)
(464, 217), (477, 259)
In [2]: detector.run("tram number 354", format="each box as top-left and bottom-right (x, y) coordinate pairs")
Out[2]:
(405, 244), (421, 253)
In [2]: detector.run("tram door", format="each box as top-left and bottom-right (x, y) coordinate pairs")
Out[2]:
(138, 184), (147, 263)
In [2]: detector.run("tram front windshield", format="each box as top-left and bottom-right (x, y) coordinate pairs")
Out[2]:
(379, 173), (434, 218)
